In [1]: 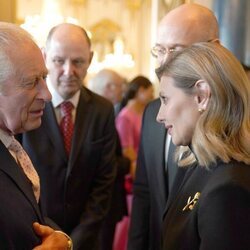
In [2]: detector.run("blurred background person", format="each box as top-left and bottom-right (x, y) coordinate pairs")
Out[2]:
(114, 75), (154, 250)
(157, 42), (250, 250)
(21, 23), (117, 250)
(89, 69), (130, 250)
(117, 76), (154, 178)
(89, 68), (127, 116)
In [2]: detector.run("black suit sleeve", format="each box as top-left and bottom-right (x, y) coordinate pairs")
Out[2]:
(116, 130), (130, 178)
(127, 105), (151, 250)
(70, 105), (117, 249)
(199, 182), (250, 249)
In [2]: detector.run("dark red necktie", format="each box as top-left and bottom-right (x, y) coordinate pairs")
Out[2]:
(60, 101), (74, 155)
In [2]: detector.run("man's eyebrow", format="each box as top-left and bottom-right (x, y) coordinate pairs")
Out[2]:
(21, 71), (48, 82)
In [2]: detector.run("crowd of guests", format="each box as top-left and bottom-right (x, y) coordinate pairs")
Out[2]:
(0, 2), (250, 250)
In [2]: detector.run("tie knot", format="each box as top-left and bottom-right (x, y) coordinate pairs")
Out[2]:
(61, 101), (73, 116)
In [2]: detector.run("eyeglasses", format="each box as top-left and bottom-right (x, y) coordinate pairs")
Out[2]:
(151, 45), (178, 58)
(151, 39), (219, 59)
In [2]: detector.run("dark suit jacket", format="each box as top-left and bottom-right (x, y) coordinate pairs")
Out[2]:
(100, 131), (130, 250)
(128, 99), (186, 250)
(106, 131), (130, 222)
(0, 142), (43, 249)
(21, 87), (117, 250)
(162, 160), (250, 250)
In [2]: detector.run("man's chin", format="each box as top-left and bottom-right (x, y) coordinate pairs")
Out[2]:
(59, 88), (79, 99)
(24, 120), (42, 132)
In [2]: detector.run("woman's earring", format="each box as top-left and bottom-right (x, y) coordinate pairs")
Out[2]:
(198, 108), (204, 113)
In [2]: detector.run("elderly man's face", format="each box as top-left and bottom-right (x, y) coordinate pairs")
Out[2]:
(105, 77), (125, 105)
(0, 44), (51, 134)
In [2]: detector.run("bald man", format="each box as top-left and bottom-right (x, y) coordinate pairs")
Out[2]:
(21, 23), (117, 249)
(128, 4), (219, 250)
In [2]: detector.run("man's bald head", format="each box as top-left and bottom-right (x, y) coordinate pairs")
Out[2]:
(45, 23), (91, 52)
(155, 3), (219, 64)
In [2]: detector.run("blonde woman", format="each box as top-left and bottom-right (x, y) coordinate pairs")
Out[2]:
(156, 42), (250, 250)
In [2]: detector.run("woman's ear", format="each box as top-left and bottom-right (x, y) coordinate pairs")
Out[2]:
(194, 80), (211, 112)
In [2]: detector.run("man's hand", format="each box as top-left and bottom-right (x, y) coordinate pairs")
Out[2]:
(32, 222), (71, 249)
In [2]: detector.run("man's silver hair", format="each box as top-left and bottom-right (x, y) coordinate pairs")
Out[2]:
(0, 22), (35, 87)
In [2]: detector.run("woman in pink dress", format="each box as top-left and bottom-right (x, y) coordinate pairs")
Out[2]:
(113, 76), (154, 250)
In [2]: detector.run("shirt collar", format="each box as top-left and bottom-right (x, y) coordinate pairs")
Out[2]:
(0, 129), (14, 148)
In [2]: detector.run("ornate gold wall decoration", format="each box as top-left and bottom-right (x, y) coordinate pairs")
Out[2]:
(89, 18), (121, 43)
(163, 0), (186, 10)
(89, 19), (122, 61)
(88, 18), (134, 74)
(125, 0), (143, 12)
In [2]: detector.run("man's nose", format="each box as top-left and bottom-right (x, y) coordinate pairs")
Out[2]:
(63, 61), (74, 76)
(37, 78), (52, 102)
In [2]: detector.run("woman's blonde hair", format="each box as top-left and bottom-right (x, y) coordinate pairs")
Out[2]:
(157, 42), (250, 168)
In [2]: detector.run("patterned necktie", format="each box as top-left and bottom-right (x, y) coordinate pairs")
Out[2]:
(60, 101), (74, 155)
(8, 137), (40, 202)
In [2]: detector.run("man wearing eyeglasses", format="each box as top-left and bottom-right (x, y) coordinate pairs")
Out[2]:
(128, 3), (219, 250)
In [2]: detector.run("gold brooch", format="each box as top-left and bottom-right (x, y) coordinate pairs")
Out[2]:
(182, 192), (201, 211)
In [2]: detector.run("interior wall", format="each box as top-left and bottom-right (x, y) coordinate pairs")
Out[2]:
(0, 0), (16, 22)
(15, 0), (153, 81)
(0, 0), (227, 83)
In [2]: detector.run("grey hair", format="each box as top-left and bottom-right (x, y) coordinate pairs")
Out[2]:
(89, 69), (122, 95)
(0, 22), (35, 88)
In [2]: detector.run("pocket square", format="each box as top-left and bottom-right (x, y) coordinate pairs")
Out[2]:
(182, 192), (200, 211)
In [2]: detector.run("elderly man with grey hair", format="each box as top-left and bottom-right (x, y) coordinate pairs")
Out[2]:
(89, 69), (127, 116)
(0, 22), (71, 249)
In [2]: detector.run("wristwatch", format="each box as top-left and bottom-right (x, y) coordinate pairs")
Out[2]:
(54, 230), (73, 250)
(67, 237), (73, 250)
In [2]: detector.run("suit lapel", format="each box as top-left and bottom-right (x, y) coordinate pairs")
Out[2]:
(66, 88), (91, 176)
(154, 126), (168, 201)
(42, 102), (67, 162)
(149, 99), (168, 203)
(0, 142), (44, 222)
(42, 88), (92, 176)
(163, 165), (195, 216)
